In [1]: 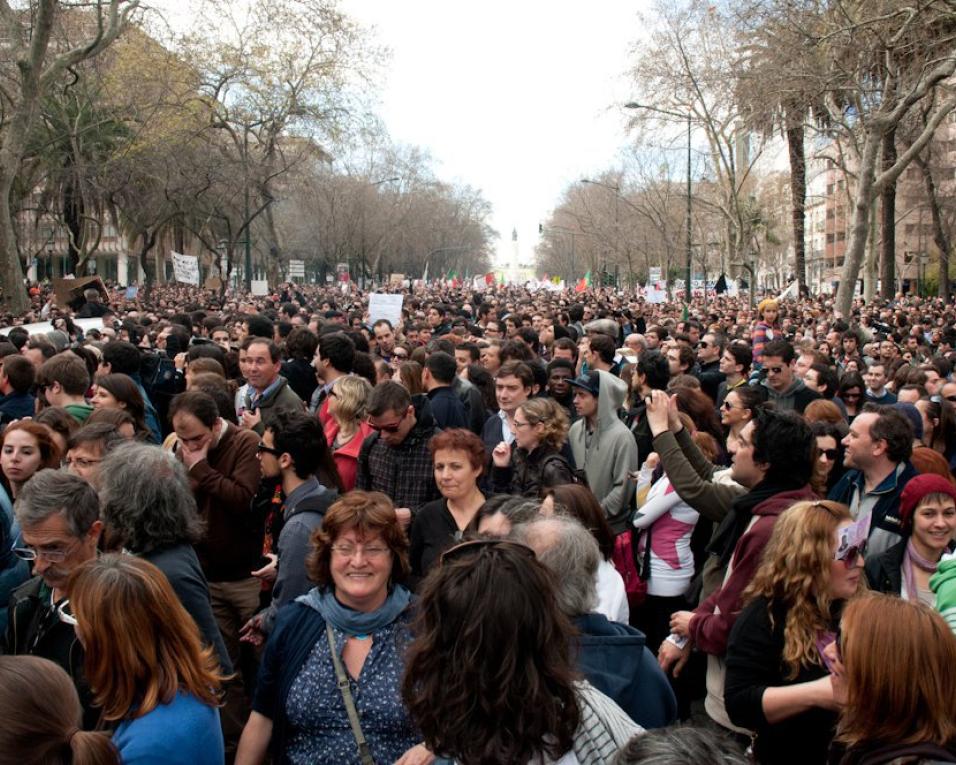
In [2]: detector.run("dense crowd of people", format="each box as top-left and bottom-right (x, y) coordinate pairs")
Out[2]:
(0, 278), (955, 764)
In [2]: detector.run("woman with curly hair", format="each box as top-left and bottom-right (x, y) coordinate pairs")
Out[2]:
(491, 397), (576, 496)
(402, 538), (640, 765)
(724, 500), (865, 764)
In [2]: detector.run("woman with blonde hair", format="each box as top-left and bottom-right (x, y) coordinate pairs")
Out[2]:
(491, 396), (576, 496)
(68, 554), (225, 764)
(326, 374), (374, 492)
(725, 500), (865, 764)
(0, 655), (119, 765)
(828, 593), (956, 764)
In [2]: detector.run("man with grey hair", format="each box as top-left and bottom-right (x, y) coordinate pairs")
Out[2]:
(98, 443), (232, 674)
(514, 515), (677, 730)
(4, 469), (102, 726)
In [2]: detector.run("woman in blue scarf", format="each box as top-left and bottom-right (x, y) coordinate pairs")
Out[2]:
(236, 490), (429, 765)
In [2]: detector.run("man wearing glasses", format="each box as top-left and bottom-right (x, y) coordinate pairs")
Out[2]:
(4, 469), (102, 727)
(356, 381), (441, 529)
(755, 339), (820, 414)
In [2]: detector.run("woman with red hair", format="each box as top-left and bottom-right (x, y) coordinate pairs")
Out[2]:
(410, 429), (487, 582)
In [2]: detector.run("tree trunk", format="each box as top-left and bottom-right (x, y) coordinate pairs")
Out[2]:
(915, 154), (951, 298)
(835, 131), (880, 317)
(786, 122), (807, 290)
(879, 128), (897, 298)
(0, 0), (58, 314)
(63, 178), (84, 275)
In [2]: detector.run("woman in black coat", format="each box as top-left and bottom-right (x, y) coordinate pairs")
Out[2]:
(725, 500), (866, 765)
(865, 473), (956, 603)
(490, 397), (576, 497)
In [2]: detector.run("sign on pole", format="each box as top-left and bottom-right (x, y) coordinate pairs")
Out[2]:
(336, 262), (350, 282)
(288, 260), (305, 278)
(171, 251), (200, 286)
(368, 293), (404, 328)
(251, 279), (269, 296)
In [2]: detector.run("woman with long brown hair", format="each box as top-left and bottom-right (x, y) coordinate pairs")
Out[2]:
(68, 554), (225, 764)
(90, 373), (151, 441)
(724, 500), (865, 764)
(0, 655), (118, 765)
(827, 593), (956, 764)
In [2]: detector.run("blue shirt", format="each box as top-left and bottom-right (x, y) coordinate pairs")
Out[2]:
(112, 691), (224, 765)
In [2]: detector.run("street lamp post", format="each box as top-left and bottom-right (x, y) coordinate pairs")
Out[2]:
(624, 102), (692, 300)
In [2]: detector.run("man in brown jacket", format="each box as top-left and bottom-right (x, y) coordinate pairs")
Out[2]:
(170, 391), (262, 672)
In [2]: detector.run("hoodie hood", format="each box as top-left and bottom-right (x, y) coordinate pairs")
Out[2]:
(573, 613), (647, 698)
(760, 375), (806, 399)
(752, 485), (817, 517)
(595, 369), (628, 431)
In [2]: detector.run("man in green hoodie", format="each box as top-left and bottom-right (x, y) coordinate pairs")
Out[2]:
(567, 369), (638, 533)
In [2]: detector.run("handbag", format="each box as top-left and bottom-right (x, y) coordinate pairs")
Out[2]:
(612, 525), (652, 610)
(326, 623), (375, 765)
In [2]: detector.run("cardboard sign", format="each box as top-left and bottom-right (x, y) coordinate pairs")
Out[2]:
(53, 276), (108, 310)
(171, 251), (200, 286)
(368, 293), (403, 327)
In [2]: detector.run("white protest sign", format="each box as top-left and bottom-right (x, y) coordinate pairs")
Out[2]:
(251, 280), (270, 296)
(288, 260), (305, 277)
(170, 251), (200, 285)
(368, 293), (404, 328)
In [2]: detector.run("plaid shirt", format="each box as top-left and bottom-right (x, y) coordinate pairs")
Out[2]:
(356, 408), (441, 511)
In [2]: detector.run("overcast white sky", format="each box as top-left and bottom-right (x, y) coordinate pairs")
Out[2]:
(341, 0), (649, 269)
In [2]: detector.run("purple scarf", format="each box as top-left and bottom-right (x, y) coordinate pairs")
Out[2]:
(902, 539), (939, 603)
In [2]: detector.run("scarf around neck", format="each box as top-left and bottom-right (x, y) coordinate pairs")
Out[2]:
(296, 585), (411, 636)
(903, 538), (939, 604)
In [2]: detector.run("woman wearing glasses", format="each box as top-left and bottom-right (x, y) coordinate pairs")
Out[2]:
(811, 421), (848, 494)
(724, 500), (865, 765)
(865, 474), (956, 604)
(835, 373), (866, 426)
(825, 594), (956, 765)
(719, 385), (761, 452)
(490, 397), (576, 497)
(237, 491), (428, 765)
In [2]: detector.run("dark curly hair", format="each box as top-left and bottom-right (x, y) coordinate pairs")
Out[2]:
(306, 491), (409, 587)
(402, 540), (581, 764)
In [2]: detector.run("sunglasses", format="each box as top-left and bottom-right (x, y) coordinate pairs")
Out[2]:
(842, 392), (861, 399)
(834, 541), (866, 568)
(256, 443), (283, 457)
(368, 411), (408, 433)
(819, 448), (839, 461)
(439, 538), (535, 566)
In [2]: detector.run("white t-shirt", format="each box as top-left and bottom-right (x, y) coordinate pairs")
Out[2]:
(595, 558), (630, 623)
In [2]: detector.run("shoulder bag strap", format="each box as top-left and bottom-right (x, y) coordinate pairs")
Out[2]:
(326, 623), (375, 765)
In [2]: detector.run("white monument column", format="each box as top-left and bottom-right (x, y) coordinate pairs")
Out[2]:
(117, 252), (129, 286)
